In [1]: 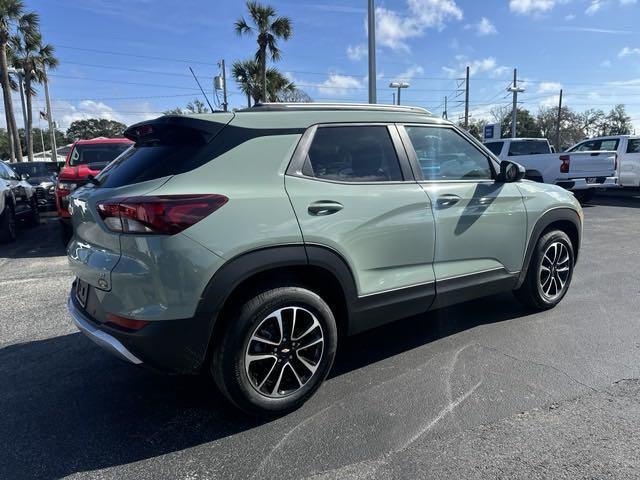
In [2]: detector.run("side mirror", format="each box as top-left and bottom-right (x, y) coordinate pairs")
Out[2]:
(20, 173), (29, 181)
(498, 160), (525, 183)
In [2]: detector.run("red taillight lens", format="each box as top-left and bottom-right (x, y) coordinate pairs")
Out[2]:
(97, 194), (228, 235)
(106, 313), (150, 331)
(559, 155), (570, 173)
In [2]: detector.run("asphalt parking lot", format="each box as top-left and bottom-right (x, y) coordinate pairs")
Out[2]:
(1, 190), (639, 480)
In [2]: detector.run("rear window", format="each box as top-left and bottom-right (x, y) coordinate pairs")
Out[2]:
(69, 143), (131, 167)
(96, 126), (208, 188)
(508, 140), (550, 156)
(627, 139), (640, 153)
(484, 142), (503, 156)
(12, 162), (57, 177)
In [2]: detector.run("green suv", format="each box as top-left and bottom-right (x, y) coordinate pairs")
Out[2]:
(67, 104), (583, 415)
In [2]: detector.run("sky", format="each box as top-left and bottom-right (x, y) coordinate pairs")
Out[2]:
(22, 0), (640, 131)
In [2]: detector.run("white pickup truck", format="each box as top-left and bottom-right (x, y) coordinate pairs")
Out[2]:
(484, 138), (618, 200)
(566, 135), (640, 188)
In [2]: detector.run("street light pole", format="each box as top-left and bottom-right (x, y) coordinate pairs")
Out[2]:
(368, 0), (377, 104)
(507, 68), (524, 138)
(389, 81), (409, 105)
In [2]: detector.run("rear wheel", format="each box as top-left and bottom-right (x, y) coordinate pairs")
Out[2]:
(211, 286), (337, 416)
(0, 205), (16, 244)
(514, 229), (575, 310)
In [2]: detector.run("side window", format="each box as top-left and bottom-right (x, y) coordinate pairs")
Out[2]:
(600, 139), (619, 151)
(627, 139), (640, 154)
(405, 126), (493, 181)
(0, 163), (10, 180)
(570, 140), (595, 152)
(484, 142), (503, 156)
(5, 164), (18, 180)
(303, 126), (403, 182)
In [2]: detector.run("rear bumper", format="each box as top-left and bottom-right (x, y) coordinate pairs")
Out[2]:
(67, 283), (215, 374)
(556, 176), (618, 191)
(68, 296), (142, 365)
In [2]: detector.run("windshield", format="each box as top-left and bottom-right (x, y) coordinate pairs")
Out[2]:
(69, 143), (131, 167)
(11, 162), (57, 177)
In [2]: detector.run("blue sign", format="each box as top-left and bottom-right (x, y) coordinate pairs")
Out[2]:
(484, 124), (494, 140)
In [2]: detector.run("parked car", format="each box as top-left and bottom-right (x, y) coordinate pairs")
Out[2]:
(56, 137), (133, 241)
(0, 161), (40, 243)
(11, 161), (59, 210)
(67, 104), (583, 415)
(484, 137), (617, 202)
(566, 135), (640, 188)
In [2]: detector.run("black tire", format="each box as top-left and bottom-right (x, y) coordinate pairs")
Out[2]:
(60, 220), (73, 245)
(0, 204), (17, 244)
(514, 229), (575, 310)
(211, 286), (338, 416)
(26, 197), (40, 227)
(574, 190), (595, 204)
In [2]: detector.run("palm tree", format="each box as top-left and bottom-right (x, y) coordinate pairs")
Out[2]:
(232, 59), (298, 106)
(0, 1), (37, 162)
(234, 1), (292, 103)
(13, 31), (57, 161)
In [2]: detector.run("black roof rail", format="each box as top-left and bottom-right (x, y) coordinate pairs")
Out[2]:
(239, 102), (432, 115)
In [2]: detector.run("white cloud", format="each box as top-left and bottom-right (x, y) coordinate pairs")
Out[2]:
(585, 0), (605, 15)
(49, 100), (157, 130)
(346, 44), (367, 61)
(565, 13), (575, 20)
(374, 0), (463, 52)
(465, 17), (498, 36)
(443, 56), (509, 78)
(393, 65), (425, 82)
(601, 59), (612, 67)
(619, 0), (636, 4)
(619, 46), (640, 57)
(317, 74), (363, 96)
(537, 81), (562, 93)
(509, 0), (556, 15)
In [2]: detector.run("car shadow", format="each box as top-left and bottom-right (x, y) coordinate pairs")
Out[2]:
(0, 293), (530, 480)
(590, 189), (640, 209)
(0, 217), (66, 259)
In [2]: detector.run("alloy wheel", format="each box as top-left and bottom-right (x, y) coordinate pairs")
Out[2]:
(244, 306), (324, 398)
(539, 241), (571, 300)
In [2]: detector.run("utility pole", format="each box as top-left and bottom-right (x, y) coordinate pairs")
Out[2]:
(443, 96), (448, 119)
(367, 0), (377, 104)
(464, 65), (470, 129)
(220, 59), (228, 112)
(43, 67), (57, 162)
(555, 89), (563, 150)
(392, 92), (395, 105)
(507, 68), (525, 138)
(389, 82), (409, 105)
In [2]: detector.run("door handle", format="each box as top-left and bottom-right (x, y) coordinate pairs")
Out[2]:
(436, 194), (461, 208)
(308, 201), (343, 216)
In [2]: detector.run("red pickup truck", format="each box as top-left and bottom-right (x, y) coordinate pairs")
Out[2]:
(57, 137), (133, 240)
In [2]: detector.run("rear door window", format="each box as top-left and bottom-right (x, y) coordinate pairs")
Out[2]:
(302, 126), (403, 182)
(484, 142), (503, 156)
(508, 140), (549, 156)
(626, 139), (640, 153)
(569, 139), (620, 152)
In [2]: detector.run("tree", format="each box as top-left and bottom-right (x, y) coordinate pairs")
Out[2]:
(164, 99), (211, 115)
(66, 119), (127, 142)
(234, 1), (292, 103)
(536, 106), (584, 150)
(499, 108), (541, 138)
(232, 59), (304, 105)
(0, 1), (37, 162)
(460, 118), (488, 141)
(12, 31), (58, 161)
(603, 104), (632, 136)
(579, 109), (606, 139)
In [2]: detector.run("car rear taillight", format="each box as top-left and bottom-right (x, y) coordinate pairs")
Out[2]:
(96, 194), (228, 235)
(559, 155), (570, 173)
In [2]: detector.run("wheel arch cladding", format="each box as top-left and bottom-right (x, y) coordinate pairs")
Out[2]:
(200, 245), (355, 355)
(516, 208), (581, 289)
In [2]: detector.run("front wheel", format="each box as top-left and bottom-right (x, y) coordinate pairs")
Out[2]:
(0, 205), (17, 243)
(211, 286), (338, 416)
(514, 230), (575, 310)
